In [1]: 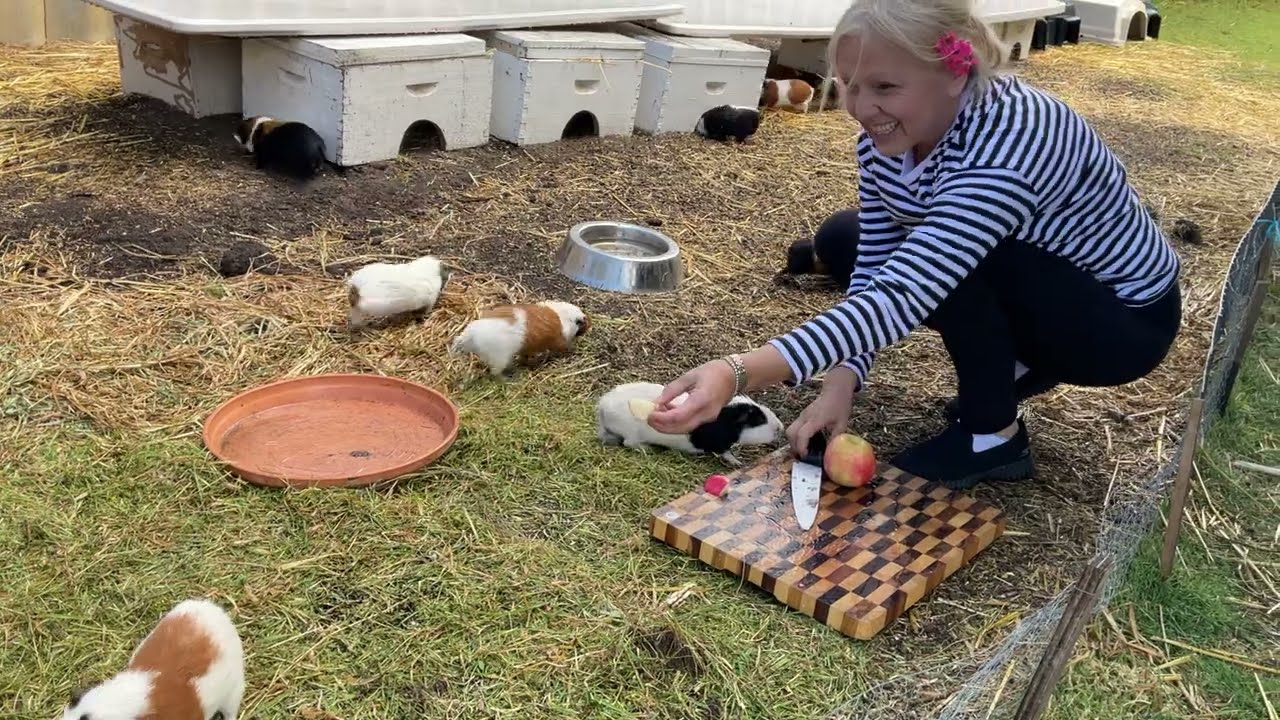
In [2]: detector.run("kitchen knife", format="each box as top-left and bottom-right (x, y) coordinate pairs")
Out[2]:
(789, 430), (828, 531)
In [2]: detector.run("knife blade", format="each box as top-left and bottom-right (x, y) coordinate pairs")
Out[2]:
(790, 430), (829, 531)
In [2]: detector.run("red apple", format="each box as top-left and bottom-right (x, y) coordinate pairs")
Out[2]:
(823, 433), (876, 487)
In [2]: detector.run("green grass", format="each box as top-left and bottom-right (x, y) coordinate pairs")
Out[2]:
(1156, 0), (1280, 84)
(1046, 283), (1280, 719)
(0, 371), (873, 719)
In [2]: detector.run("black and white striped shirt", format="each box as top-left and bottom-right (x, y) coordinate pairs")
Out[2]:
(768, 73), (1181, 388)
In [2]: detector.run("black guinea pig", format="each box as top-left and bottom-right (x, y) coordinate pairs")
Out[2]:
(784, 238), (823, 276)
(233, 115), (332, 181)
(777, 209), (860, 288)
(694, 105), (761, 144)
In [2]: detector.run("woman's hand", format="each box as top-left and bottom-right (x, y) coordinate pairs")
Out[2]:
(786, 367), (859, 457)
(646, 359), (738, 435)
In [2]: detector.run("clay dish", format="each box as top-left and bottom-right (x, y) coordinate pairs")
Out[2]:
(203, 373), (459, 488)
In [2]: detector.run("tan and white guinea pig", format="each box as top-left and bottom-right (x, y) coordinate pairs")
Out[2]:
(760, 78), (815, 112)
(449, 300), (589, 376)
(346, 255), (451, 331)
(59, 598), (245, 720)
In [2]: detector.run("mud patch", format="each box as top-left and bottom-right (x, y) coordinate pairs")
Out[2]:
(633, 625), (706, 677)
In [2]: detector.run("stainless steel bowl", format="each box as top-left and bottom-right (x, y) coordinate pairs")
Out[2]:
(555, 221), (684, 294)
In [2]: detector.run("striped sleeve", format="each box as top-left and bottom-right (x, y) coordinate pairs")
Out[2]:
(769, 165), (1039, 385)
(835, 144), (908, 389)
(768, 136), (904, 389)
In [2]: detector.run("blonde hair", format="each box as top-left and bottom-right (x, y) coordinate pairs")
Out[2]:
(825, 0), (1009, 96)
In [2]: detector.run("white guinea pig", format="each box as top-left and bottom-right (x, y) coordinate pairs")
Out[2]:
(449, 300), (589, 376)
(595, 381), (784, 466)
(346, 255), (450, 330)
(59, 598), (245, 720)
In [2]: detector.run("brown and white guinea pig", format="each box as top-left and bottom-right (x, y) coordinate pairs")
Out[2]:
(59, 598), (244, 720)
(765, 54), (838, 107)
(346, 255), (451, 331)
(449, 300), (589, 376)
(694, 105), (761, 144)
(760, 78), (815, 112)
(595, 382), (784, 467)
(233, 115), (331, 181)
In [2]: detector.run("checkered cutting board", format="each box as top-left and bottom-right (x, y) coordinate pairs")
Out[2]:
(649, 449), (1007, 640)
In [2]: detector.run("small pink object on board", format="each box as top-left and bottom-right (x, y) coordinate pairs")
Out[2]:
(703, 473), (731, 497)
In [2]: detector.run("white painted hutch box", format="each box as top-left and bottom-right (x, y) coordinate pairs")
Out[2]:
(483, 29), (646, 146)
(241, 34), (492, 165)
(615, 23), (770, 136)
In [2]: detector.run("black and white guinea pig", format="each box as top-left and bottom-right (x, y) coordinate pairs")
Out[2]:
(694, 105), (761, 144)
(233, 115), (333, 181)
(595, 381), (784, 467)
(60, 598), (245, 720)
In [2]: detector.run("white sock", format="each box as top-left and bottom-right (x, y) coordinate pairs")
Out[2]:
(972, 433), (1010, 452)
(1014, 361), (1029, 380)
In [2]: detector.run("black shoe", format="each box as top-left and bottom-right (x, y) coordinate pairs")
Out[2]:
(890, 419), (1036, 490)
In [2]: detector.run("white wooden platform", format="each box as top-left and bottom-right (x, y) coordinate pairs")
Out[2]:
(84, 0), (684, 35)
(643, 0), (1067, 38)
(88, 0), (1085, 164)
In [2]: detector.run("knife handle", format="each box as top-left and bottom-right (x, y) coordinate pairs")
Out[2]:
(799, 428), (830, 467)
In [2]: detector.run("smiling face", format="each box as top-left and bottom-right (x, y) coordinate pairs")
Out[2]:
(833, 32), (969, 160)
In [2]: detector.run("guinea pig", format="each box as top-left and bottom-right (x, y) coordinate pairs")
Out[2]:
(59, 598), (244, 720)
(782, 238), (824, 277)
(760, 78), (814, 112)
(346, 255), (451, 331)
(777, 210), (861, 287)
(449, 300), (589, 376)
(595, 381), (784, 467)
(233, 115), (331, 181)
(694, 105), (761, 144)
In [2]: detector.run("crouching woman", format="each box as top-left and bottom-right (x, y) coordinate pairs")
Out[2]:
(647, 0), (1182, 490)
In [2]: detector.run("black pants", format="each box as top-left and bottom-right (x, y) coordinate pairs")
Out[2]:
(821, 210), (1183, 434)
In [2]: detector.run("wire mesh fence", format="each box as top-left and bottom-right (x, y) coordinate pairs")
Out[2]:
(828, 179), (1279, 720)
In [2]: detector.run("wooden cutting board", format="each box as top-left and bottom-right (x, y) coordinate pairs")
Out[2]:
(649, 449), (1007, 640)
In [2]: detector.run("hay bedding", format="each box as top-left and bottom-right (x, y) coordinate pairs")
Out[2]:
(1, 40), (1278, 716)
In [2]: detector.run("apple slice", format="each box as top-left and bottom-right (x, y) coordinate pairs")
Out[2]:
(628, 398), (656, 420)
(704, 473), (730, 497)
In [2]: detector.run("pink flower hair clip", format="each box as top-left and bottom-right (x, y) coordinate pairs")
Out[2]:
(935, 31), (975, 77)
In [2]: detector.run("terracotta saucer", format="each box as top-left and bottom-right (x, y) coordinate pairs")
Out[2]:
(202, 373), (460, 488)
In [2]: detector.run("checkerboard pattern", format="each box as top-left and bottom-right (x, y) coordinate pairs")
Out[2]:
(649, 449), (1007, 640)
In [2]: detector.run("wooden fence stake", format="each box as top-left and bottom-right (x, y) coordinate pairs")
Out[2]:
(1013, 556), (1113, 720)
(1161, 397), (1205, 578)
